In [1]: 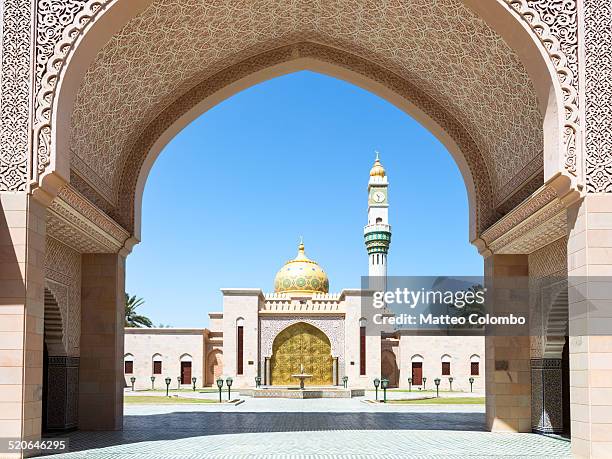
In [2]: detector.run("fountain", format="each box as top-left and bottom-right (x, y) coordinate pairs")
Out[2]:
(291, 364), (312, 390)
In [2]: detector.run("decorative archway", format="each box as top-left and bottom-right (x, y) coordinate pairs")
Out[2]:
(206, 349), (223, 386)
(271, 322), (333, 386)
(381, 350), (399, 388)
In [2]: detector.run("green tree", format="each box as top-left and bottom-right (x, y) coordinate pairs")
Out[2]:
(125, 293), (153, 328)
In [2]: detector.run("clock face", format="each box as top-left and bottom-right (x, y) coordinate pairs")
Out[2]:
(372, 190), (386, 203)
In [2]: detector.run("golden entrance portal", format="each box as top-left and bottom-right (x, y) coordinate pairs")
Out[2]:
(271, 322), (333, 386)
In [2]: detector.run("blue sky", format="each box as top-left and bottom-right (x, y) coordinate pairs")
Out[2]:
(125, 71), (483, 328)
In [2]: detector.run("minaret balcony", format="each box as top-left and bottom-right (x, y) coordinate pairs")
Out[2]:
(363, 223), (392, 235)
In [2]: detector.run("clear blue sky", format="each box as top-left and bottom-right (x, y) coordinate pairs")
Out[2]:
(126, 71), (483, 328)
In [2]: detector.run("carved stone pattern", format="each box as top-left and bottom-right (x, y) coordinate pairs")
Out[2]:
(33, 0), (109, 176)
(528, 237), (567, 279)
(45, 356), (79, 430)
(46, 214), (110, 253)
(496, 171), (544, 218)
(583, 0), (612, 192)
(530, 358), (564, 433)
(45, 237), (81, 356)
(35, 1), (88, 93)
(116, 42), (495, 233)
(507, 0), (579, 175)
(481, 185), (558, 245)
(0, 0), (32, 190)
(66, 0), (542, 219)
(260, 316), (345, 367)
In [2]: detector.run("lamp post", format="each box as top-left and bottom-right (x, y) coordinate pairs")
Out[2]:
(407, 377), (412, 392)
(434, 378), (441, 398)
(373, 378), (380, 401)
(130, 376), (136, 392)
(342, 376), (348, 389)
(381, 378), (389, 403)
(422, 377), (427, 390)
(469, 377), (474, 393)
(165, 377), (171, 397)
(177, 376), (182, 390)
(226, 377), (233, 400)
(255, 376), (261, 388)
(192, 377), (197, 391)
(216, 377), (224, 403)
(448, 376), (454, 392)
(151, 376), (155, 390)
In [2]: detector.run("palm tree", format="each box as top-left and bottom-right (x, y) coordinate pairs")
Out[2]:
(125, 293), (153, 328)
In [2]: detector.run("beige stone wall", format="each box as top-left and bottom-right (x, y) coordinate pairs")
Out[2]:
(124, 329), (205, 390)
(222, 289), (260, 387)
(398, 335), (485, 392)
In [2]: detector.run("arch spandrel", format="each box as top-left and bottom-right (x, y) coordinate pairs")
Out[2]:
(37, 0), (576, 245)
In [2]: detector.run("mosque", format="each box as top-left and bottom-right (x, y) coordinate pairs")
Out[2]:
(124, 156), (485, 391)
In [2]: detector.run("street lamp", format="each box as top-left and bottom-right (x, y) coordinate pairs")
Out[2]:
(226, 377), (233, 400)
(164, 377), (171, 397)
(381, 378), (389, 403)
(342, 376), (348, 389)
(150, 376), (155, 390)
(422, 377), (427, 390)
(448, 376), (454, 392)
(216, 377), (224, 403)
(469, 377), (475, 393)
(177, 376), (182, 390)
(130, 376), (136, 391)
(373, 378), (380, 401)
(255, 376), (261, 388)
(407, 377), (412, 392)
(434, 378), (441, 397)
(192, 377), (197, 391)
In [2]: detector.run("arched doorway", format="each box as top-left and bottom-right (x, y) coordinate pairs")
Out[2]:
(381, 350), (399, 388)
(271, 323), (333, 386)
(206, 350), (223, 386)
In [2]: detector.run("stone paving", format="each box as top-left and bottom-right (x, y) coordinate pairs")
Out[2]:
(41, 399), (571, 458)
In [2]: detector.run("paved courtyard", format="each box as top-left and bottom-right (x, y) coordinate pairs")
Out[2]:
(41, 398), (571, 458)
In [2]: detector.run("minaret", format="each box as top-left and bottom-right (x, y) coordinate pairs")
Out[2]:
(364, 152), (391, 291)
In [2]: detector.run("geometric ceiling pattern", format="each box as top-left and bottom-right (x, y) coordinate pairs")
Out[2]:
(70, 0), (543, 230)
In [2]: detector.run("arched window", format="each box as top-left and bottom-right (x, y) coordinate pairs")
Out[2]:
(236, 317), (244, 375)
(470, 354), (480, 376)
(441, 354), (451, 376)
(124, 353), (134, 374)
(152, 353), (162, 375)
(376, 217), (382, 224)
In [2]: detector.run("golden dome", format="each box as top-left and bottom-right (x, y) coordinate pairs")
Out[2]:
(274, 240), (329, 294)
(370, 152), (386, 177)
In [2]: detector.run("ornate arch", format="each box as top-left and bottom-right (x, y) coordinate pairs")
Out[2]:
(24, 0), (579, 236)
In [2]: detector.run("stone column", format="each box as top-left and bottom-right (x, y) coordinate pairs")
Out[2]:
(484, 254), (531, 432)
(0, 194), (46, 446)
(79, 253), (124, 431)
(264, 357), (270, 386)
(567, 195), (612, 457)
(332, 357), (338, 386)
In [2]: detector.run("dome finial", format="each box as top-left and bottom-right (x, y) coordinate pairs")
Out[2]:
(298, 236), (304, 253)
(370, 151), (386, 177)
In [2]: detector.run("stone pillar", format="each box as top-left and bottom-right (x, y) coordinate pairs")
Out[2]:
(332, 357), (338, 386)
(79, 253), (124, 431)
(264, 357), (270, 386)
(0, 194), (46, 446)
(0, 194), (44, 443)
(567, 195), (612, 458)
(485, 254), (531, 432)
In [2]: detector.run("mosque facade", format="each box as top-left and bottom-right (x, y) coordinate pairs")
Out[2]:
(124, 157), (484, 391)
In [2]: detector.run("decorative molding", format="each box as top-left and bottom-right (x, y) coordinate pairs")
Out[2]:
(505, 0), (579, 176)
(583, 0), (612, 192)
(479, 183), (569, 254)
(0, 0), (33, 191)
(46, 184), (130, 253)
